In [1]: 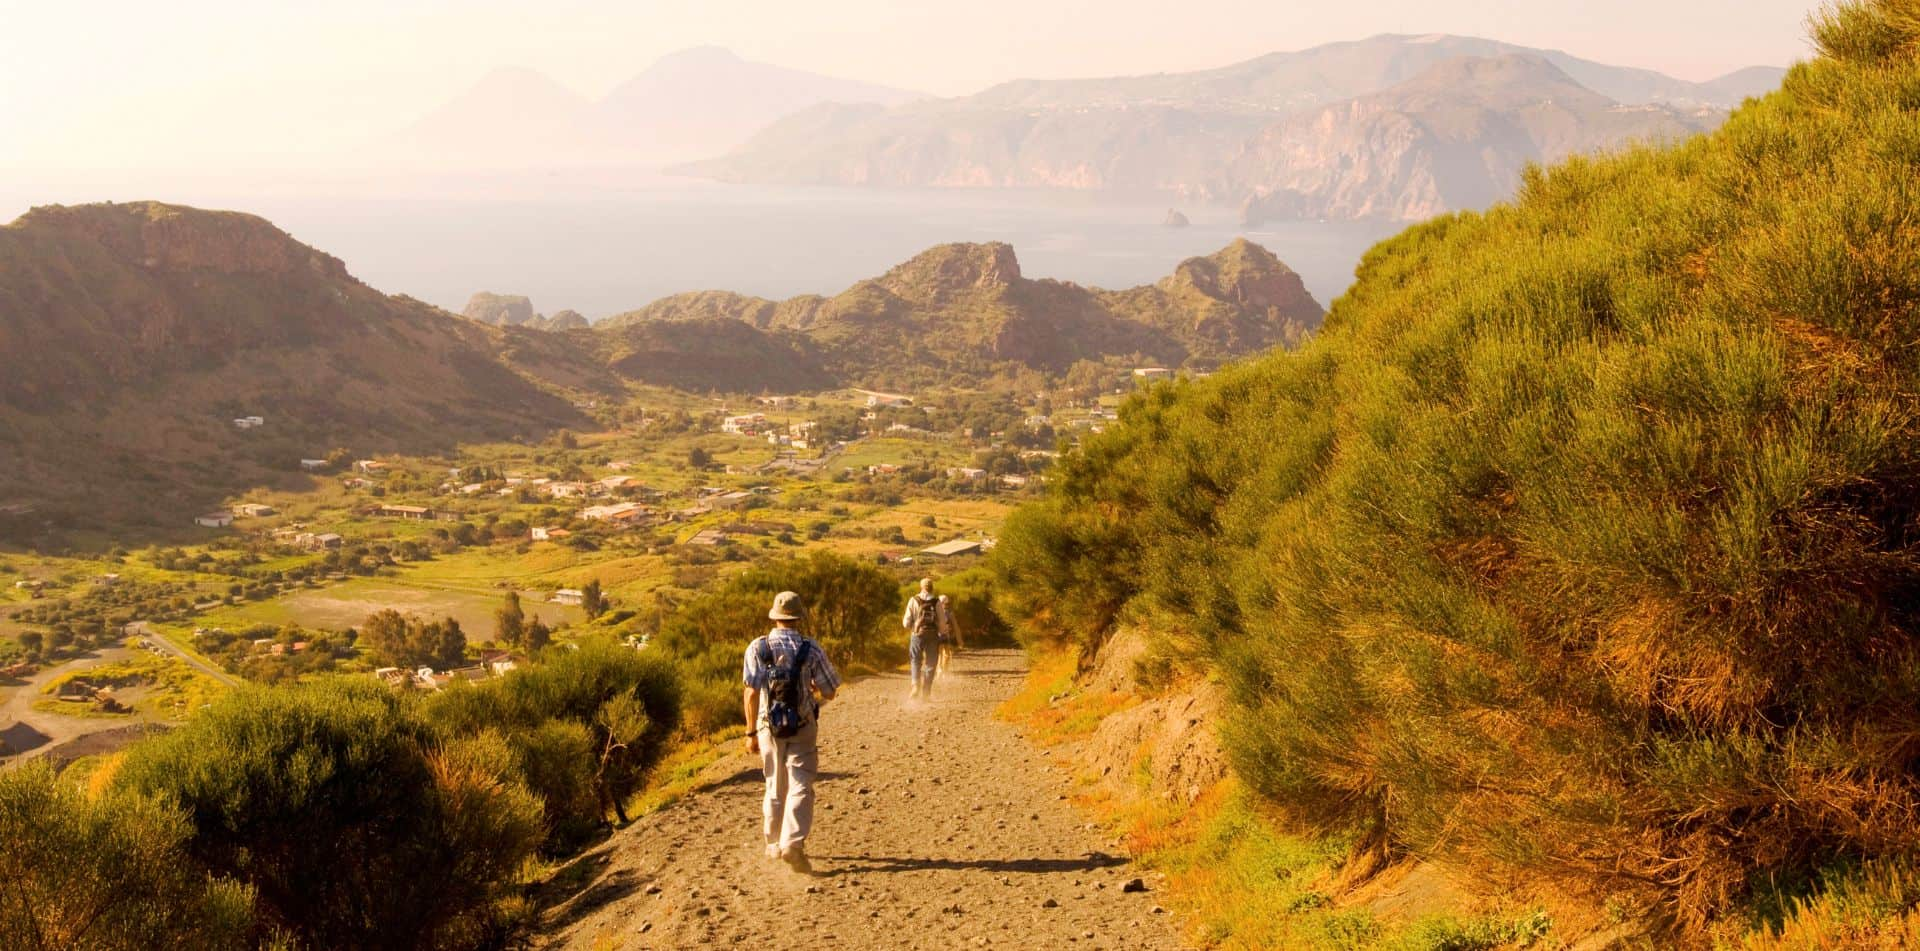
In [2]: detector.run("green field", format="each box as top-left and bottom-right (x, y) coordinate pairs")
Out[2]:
(193, 578), (580, 642)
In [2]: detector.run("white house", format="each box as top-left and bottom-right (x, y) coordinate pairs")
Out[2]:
(580, 501), (649, 522)
(863, 391), (913, 408)
(946, 467), (987, 480)
(299, 458), (328, 471)
(722, 413), (769, 435)
(551, 589), (585, 607)
(234, 503), (276, 518)
(1132, 367), (1174, 382)
(545, 482), (590, 499)
(195, 512), (234, 528)
(233, 415), (265, 430)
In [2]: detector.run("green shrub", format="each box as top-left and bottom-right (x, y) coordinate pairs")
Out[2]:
(116, 678), (542, 949)
(423, 638), (683, 830)
(653, 549), (902, 702)
(993, 0), (1920, 937)
(0, 762), (253, 950)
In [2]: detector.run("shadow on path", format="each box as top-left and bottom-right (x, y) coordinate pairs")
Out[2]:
(816, 852), (1128, 877)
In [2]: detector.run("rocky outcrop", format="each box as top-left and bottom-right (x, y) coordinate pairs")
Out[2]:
(1162, 209), (1190, 228)
(463, 292), (537, 326)
(539, 309), (590, 331)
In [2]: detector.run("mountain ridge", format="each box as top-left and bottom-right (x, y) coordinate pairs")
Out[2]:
(601, 237), (1324, 385)
(394, 47), (923, 168)
(681, 34), (1784, 220)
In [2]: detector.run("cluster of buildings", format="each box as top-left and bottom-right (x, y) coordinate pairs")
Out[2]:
(271, 528), (343, 551)
(375, 650), (522, 691)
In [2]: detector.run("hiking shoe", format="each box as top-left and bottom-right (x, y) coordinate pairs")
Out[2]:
(781, 848), (813, 874)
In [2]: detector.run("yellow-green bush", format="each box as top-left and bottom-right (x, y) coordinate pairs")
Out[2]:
(993, 1), (1920, 939)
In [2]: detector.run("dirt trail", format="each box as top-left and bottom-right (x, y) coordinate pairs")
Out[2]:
(542, 648), (1187, 950)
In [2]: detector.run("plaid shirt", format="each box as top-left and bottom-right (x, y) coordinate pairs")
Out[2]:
(742, 627), (841, 722)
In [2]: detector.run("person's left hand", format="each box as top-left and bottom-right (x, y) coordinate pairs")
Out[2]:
(745, 734), (760, 755)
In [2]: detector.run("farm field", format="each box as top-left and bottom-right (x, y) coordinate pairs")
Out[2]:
(191, 578), (581, 642)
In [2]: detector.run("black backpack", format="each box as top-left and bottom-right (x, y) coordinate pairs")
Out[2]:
(761, 637), (813, 739)
(912, 595), (941, 638)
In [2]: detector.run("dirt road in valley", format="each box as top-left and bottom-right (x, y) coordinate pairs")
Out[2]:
(542, 648), (1187, 950)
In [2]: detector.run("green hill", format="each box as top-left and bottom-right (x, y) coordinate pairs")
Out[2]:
(991, 0), (1920, 943)
(605, 238), (1323, 386)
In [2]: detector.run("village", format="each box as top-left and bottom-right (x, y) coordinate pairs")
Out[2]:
(0, 373), (1172, 767)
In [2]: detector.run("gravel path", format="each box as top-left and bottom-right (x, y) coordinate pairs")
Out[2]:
(542, 648), (1187, 950)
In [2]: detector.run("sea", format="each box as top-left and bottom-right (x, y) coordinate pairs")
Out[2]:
(0, 170), (1398, 320)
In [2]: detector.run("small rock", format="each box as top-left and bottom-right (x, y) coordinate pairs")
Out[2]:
(1041, 898), (1059, 909)
(643, 883), (662, 895)
(638, 921), (652, 933)
(1122, 877), (1148, 893)
(1082, 930), (1095, 940)
(1151, 905), (1167, 915)
(806, 885), (821, 894)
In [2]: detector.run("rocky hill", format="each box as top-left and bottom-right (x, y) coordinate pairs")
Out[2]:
(680, 34), (1783, 221)
(462, 292), (538, 326)
(463, 294), (592, 332)
(0, 202), (585, 531)
(602, 238), (1322, 386)
(1229, 55), (1718, 223)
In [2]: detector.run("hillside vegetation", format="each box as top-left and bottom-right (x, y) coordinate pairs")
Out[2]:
(992, 0), (1920, 941)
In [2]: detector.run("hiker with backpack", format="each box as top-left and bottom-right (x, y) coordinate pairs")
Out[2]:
(743, 590), (841, 873)
(937, 593), (963, 676)
(902, 578), (951, 699)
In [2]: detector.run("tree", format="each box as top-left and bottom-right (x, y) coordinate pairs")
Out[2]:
(115, 680), (542, 950)
(580, 579), (608, 620)
(494, 591), (526, 648)
(687, 446), (713, 469)
(15, 630), (43, 659)
(0, 763), (252, 951)
(525, 617), (552, 654)
(360, 610), (467, 670)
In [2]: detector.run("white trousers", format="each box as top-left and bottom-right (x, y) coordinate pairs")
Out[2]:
(758, 719), (819, 853)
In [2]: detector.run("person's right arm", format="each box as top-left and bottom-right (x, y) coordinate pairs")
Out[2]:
(741, 640), (761, 754)
(902, 599), (916, 629)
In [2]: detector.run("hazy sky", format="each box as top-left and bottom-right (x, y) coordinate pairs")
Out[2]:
(2, 0), (1820, 170)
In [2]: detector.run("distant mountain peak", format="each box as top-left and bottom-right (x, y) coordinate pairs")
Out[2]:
(879, 242), (1023, 298)
(1162, 238), (1317, 321)
(653, 45), (745, 66)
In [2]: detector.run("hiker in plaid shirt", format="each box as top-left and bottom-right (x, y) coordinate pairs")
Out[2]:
(743, 590), (841, 873)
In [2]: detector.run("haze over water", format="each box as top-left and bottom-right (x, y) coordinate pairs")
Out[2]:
(0, 175), (1395, 320)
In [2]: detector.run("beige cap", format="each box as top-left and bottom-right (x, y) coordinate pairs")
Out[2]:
(769, 590), (804, 621)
